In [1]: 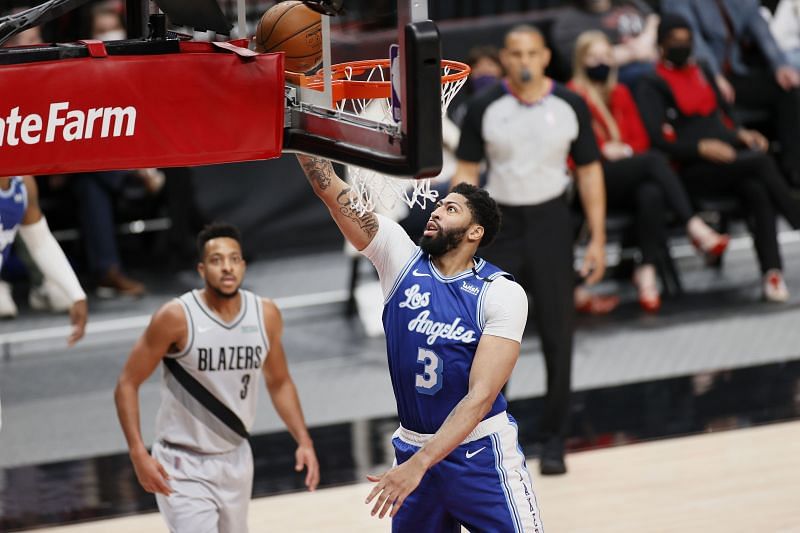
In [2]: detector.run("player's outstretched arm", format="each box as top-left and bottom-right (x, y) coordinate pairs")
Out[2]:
(296, 154), (379, 251)
(261, 298), (319, 491)
(17, 176), (87, 345)
(366, 334), (520, 519)
(114, 300), (187, 496)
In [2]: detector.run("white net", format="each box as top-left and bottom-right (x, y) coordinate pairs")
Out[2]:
(335, 61), (469, 219)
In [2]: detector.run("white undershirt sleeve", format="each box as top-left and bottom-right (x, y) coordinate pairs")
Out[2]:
(482, 277), (528, 343)
(359, 214), (418, 300)
(18, 217), (86, 303)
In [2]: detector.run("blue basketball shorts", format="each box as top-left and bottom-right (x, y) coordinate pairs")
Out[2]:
(391, 411), (544, 532)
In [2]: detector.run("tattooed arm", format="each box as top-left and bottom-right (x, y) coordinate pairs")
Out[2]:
(296, 154), (380, 251)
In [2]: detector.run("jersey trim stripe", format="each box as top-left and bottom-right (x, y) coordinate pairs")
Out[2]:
(509, 419), (544, 529)
(190, 289), (248, 330)
(20, 178), (28, 212)
(253, 293), (271, 357)
(170, 297), (195, 359)
(0, 177), (21, 198)
(384, 248), (423, 304)
(477, 271), (509, 330)
(427, 257), (486, 283)
(491, 433), (523, 533)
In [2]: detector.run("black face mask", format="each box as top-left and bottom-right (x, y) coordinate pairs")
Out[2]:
(664, 44), (692, 67)
(585, 63), (611, 82)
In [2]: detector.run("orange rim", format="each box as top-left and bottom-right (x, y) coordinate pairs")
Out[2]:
(285, 59), (470, 103)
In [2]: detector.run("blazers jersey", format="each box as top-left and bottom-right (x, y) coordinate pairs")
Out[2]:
(383, 251), (511, 434)
(155, 289), (269, 454)
(0, 177), (27, 269)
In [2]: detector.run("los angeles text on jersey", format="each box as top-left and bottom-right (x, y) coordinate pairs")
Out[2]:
(400, 284), (477, 345)
(0, 102), (136, 147)
(197, 345), (263, 371)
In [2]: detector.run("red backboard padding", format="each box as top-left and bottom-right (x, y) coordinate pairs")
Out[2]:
(0, 42), (285, 176)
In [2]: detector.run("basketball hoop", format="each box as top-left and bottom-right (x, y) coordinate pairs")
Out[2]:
(289, 59), (470, 217)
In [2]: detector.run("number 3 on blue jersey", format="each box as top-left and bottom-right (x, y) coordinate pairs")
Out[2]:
(416, 348), (443, 395)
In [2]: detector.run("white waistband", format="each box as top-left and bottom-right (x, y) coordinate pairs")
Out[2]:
(393, 411), (510, 446)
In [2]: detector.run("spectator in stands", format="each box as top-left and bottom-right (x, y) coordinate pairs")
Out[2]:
(451, 45), (504, 128)
(551, 0), (658, 86)
(67, 5), (164, 298)
(569, 31), (729, 312)
(769, 0), (800, 69)
(72, 171), (156, 298)
(663, 0), (800, 187)
(636, 13), (800, 302)
(453, 25), (607, 475)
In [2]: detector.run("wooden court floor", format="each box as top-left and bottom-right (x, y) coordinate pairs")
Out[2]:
(39, 421), (800, 533)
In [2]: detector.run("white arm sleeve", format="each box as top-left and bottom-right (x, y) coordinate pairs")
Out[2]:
(482, 277), (528, 343)
(18, 217), (87, 302)
(359, 214), (418, 300)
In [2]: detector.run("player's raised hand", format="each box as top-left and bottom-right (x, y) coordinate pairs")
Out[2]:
(131, 450), (172, 495)
(67, 298), (88, 346)
(365, 456), (426, 519)
(295, 443), (320, 491)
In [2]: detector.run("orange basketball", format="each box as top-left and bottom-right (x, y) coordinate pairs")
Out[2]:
(255, 1), (323, 73)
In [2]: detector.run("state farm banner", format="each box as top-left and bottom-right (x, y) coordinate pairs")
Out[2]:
(0, 41), (285, 175)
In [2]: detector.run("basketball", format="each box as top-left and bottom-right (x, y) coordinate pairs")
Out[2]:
(255, 1), (323, 73)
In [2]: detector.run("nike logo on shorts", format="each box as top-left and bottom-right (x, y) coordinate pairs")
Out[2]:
(465, 446), (486, 459)
(412, 269), (431, 277)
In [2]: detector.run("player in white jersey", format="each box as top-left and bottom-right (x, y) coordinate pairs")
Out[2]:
(114, 223), (319, 533)
(0, 176), (88, 431)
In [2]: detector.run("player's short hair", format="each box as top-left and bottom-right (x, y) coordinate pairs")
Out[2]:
(450, 183), (502, 247)
(505, 24), (545, 45)
(197, 222), (243, 260)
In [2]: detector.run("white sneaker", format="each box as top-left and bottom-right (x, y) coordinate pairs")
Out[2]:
(0, 280), (18, 318)
(763, 270), (790, 303)
(29, 279), (72, 312)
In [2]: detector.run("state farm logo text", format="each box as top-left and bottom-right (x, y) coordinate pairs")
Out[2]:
(0, 102), (136, 147)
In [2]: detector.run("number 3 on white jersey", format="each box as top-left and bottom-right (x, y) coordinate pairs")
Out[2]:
(416, 347), (443, 395)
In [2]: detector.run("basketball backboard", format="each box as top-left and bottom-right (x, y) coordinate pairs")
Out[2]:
(282, 0), (445, 178)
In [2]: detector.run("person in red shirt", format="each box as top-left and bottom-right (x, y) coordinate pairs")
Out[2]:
(637, 14), (800, 303)
(569, 31), (728, 312)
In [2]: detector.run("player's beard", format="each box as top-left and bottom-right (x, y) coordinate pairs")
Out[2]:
(207, 280), (241, 299)
(419, 224), (467, 257)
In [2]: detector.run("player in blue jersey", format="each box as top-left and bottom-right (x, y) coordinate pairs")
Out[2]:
(0, 176), (89, 430)
(298, 155), (543, 532)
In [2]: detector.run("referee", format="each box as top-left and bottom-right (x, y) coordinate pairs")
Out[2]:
(452, 25), (606, 475)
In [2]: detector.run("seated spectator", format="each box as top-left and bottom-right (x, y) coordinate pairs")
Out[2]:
(551, 0), (658, 86)
(636, 13), (800, 302)
(450, 45), (505, 128)
(71, 171), (148, 298)
(569, 30), (729, 312)
(664, 0), (800, 186)
(769, 0), (800, 70)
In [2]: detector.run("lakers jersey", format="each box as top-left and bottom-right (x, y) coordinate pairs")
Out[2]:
(0, 177), (27, 270)
(383, 251), (510, 434)
(155, 289), (269, 454)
